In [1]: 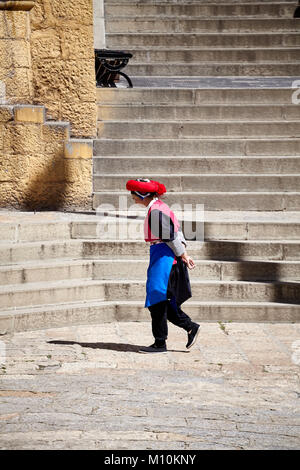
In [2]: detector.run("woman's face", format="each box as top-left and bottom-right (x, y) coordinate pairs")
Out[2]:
(131, 193), (143, 205)
(131, 193), (150, 206)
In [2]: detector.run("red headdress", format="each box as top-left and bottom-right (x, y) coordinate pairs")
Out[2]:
(126, 178), (166, 197)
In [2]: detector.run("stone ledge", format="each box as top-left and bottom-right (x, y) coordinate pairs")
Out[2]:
(14, 105), (45, 124)
(0, 1), (35, 11)
(64, 140), (93, 160)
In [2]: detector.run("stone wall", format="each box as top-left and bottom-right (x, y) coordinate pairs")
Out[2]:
(30, 0), (97, 138)
(0, 0), (97, 211)
(0, 6), (33, 103)
(0, 103), (93, 210)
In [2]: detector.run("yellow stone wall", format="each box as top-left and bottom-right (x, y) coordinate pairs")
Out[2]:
(30, 0), (97, 138)
(0, 0), (96, 210)
(0, 104), (93, 210)
(0, 8), (33, 103)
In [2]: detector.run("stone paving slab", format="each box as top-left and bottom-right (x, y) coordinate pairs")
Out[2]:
(0, 321), (299, 450)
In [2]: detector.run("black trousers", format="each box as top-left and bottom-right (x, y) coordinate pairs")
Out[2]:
(148, 299), (195, 344)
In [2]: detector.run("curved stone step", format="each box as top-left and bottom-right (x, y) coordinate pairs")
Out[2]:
(72, 213), (300, 241)
(0, 279), (106, 309)
(93, 191), (300, 211)
(92, 259), (300, 282)
(1, 258), (299, 285)
(100, 279), (300, 303)
(0, 259), (94, 286)
(0, 240), (84, 264)
(0, 278), (299, 311)
(1, 299), (299, 334)
(82, 239), (300, 261)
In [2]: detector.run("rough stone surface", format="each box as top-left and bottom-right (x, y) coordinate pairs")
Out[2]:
(0, 10), (33, 103)
(0, 105), (92, 210)
(30, 0), (97, 138)
(0, 321), (299, 450)
(0, 1), (96, 211)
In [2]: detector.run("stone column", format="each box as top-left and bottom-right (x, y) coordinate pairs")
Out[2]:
(0, 0), (35, 103)
(30, 0), (97, 139)
(93, 0), (105, 49)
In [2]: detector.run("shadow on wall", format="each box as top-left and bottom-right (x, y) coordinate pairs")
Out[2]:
(18, 123), (71, 211)
(21, 150), (70, 211)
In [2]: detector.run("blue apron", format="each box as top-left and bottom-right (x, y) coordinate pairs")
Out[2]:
(145, 243), (175, 308)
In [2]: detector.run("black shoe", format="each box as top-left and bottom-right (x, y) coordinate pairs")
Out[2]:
(186, 324), (200, 349)
(139, 343), (167, 354)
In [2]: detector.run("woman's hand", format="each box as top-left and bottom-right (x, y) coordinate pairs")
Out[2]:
(181, 252), (196, 270)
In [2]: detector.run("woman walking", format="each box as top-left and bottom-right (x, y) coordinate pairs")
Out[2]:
(126, 178), (200, 354)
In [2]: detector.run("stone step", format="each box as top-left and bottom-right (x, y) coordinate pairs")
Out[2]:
(106, 32), (300, 48)
(93, 174), (300, 193)
(2, 299), (300, 334)
(0, 300), (116, 334)
(0, 221), (72, 244)
(93, 191), (300, 211)
(95, 259), (300, 281)
(128, 48), (300, 63)
(126, 62), (300, 76)
(0, 240), (84, 264)
(97, 121), (300, 139)
(82, 239), (300, 261)
(96, 88), (296, 105)
(93, 156), (300, 175)
(105, 0), (299, 3)
(93, 138), (300, 156)
(0, 259), (94, 286)
(1, 213), (298, 248)
(1, 258), (299, 285)
(105, 2), (297, 18)
(71, 212), (300, 241)
(102, 279), (300, 303)
(105, 299), (300, 324)
(0, 279), (106, 309)
(97, 104), (300, 122)
(0, 278), (299, 309)
(105, 18), (300, 34)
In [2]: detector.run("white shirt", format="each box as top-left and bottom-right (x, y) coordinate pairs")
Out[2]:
(146, 197), (158, 211)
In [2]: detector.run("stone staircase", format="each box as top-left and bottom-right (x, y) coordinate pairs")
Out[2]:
(94, 87), (300, 211)
(0, 211), (300, 334)
(105, 0), (300, 77)
(1, 0), (300, 334)
(92, 0), (300, 322)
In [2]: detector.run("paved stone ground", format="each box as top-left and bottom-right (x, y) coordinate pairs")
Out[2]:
(0, 320), (300, 450)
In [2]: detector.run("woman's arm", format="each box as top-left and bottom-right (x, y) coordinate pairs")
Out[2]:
(180, 252), (196, 270)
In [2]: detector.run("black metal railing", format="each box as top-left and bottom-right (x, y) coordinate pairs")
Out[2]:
(95, 49), (133, 88)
